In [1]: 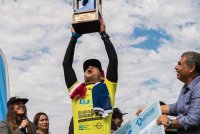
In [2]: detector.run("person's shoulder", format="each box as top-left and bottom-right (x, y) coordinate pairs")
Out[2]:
(104, 79), (117, 85)
(0, 120), (8, 127)
(0, 120), (10, 133)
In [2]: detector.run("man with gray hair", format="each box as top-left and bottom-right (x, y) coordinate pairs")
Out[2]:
(157, 51), (200, 133)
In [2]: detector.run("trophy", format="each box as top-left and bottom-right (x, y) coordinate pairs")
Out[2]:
(72, 0), (102, 34)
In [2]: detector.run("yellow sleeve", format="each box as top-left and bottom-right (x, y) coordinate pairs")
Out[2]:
(105, 79), (117, 107)
(68, 81), (79, 93)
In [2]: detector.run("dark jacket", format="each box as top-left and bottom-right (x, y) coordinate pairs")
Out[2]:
(111, 121), (118, 131)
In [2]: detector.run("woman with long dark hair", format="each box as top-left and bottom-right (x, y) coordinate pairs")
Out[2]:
(0, 96), (36, 134)
(33, 112), (49, 134)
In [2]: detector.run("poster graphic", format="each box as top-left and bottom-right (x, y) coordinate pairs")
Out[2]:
(114, 101), (165, 134)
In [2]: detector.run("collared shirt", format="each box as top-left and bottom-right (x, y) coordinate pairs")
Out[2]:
(169, 75), (200, 134)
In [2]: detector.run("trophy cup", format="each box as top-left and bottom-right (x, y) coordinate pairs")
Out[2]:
(72, 0), (102, 34)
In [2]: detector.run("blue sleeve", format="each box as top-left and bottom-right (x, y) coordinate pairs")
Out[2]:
(178, 88), (200, 130)
(169, 102), (178, 116)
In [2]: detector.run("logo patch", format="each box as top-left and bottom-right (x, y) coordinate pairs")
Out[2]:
(79, 99), (90, 105)
(79, 125), (90, 131)
(95, 122), (103, 129)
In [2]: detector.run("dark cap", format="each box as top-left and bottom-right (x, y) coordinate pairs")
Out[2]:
(83, 59), (102, 72)
(112, 108), (128, 119)
(7, 96), (28, 107)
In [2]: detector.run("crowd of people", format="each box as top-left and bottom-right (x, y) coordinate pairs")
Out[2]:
(0, 97), (50, 134)
(1, 16), (200, 134)
(63, 16), (200, 133)
(0, 95), (126, 134)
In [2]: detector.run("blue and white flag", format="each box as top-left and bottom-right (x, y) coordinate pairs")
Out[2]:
(0, 49), (10, 121)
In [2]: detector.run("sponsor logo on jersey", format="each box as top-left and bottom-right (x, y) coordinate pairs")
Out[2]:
(95, 122), (103, 129)
(79, 125), (91, 131)
(79, 99), (90, 105)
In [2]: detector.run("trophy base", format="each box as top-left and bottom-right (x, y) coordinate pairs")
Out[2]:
(72, 10), (100, 34)
(72, 20), (100, 34)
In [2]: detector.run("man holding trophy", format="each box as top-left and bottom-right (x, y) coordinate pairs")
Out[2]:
(63, 16), (118, 134)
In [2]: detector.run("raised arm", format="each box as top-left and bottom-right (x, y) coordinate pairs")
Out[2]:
(99, 18), (118, 83)
(62, 28), (81, 88)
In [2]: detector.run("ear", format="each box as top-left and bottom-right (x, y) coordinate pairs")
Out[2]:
(189, 65), (195, 73)
(100, 75), (105, 82)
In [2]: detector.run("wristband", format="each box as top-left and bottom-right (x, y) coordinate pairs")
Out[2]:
(100, 31), (109, 39)
(72, 32), (82, 38)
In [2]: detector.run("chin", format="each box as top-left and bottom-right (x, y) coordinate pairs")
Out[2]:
(42, 127), (48, 130)
(17, 113), (25, 116)
(85, 76), (94, 82)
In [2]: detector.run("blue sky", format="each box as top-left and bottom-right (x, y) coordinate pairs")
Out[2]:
(0, 0), (200, 133)
(132, 27), (173, 51)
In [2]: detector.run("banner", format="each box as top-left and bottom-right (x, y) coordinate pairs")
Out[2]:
(0, 49), (10, 121)
(114, 101), (165, 134)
